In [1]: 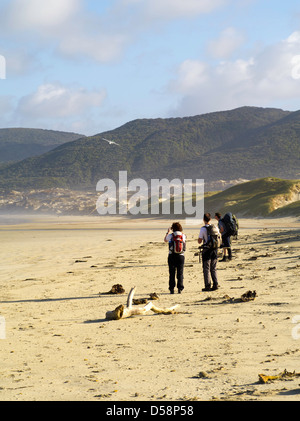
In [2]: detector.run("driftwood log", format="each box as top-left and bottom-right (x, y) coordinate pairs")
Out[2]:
(105, 287), (179, 320)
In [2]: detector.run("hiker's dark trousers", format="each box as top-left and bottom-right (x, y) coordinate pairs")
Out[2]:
(222, 233), (232, 258)
(202, 249), (218, 289)
(168, 253), (184, 292)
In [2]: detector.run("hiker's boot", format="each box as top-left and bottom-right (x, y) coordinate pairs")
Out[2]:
(219, 256), (229, 262)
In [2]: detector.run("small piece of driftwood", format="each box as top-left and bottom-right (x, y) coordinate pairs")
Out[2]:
(222, 290), (257, 304)
(132, 292), (159, 305)
(258, 369), (300, 384)
(105, 287), (179, 320)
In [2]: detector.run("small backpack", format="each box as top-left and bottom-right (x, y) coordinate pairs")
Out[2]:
(170, 232), (186, 254)
(204, 225), (221, 250)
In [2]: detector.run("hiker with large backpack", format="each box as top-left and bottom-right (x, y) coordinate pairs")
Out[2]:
(232, 214), (239, 239)
(164, 222), (186, 294)
(215, 212), (237, 262)
(198, 213), (221, 291)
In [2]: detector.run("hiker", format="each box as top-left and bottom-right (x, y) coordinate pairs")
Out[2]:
(232, 214), (239, 240)
(164, 222), (186, 294)
(198, 213), (220, 291)
(215, 212), (232, 262)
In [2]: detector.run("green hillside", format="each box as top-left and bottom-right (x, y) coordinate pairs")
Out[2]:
(203, 177), (300, 217)
(0, 128), (84, 162)
(269, 200), (300, 217)
(0, 106), (299, 190)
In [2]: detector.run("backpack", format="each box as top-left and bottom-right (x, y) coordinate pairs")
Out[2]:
(232, 214), (239, 232)
(221, 212), (237, 237)
(170, 232), (186, 254)
(204, 225), (221, 250)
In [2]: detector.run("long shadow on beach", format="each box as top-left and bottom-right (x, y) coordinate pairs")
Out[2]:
(0, 294), (113, 304)
(256, 228), (300, 244)
(84, 318), (109, 324)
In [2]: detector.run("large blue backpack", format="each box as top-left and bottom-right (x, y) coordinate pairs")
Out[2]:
(222, 212), (238, 236)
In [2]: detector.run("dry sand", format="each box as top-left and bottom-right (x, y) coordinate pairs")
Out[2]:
(0, 215), (300, 401)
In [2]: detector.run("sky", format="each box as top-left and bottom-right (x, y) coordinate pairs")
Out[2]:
(1, 0), (300, 136)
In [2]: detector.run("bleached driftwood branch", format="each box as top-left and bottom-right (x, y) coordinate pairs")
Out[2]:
(105, 287), (179, 320)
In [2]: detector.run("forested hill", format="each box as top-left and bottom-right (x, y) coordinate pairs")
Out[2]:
(0, 106), (299, 190)
(0, 128), (84, 162)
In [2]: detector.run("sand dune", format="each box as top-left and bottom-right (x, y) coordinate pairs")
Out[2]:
(0, 215), (299, 401)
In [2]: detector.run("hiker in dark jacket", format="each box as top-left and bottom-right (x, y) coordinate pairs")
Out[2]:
(215, 212), (232, 262)
(164, 222), (186, 294)
(198, 213), (220, 291)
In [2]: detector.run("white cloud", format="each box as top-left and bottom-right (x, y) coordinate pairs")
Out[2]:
(0, 96), (14, 116)
(208, 27), (245, 59)
(3, 82), (108, 134)
(1, 48), (44, 77)
(142, 0), (227, 20)
(1, 0), (229, 64)
(174, 60), (209, 93)
(287, 31), (300, 44)
(168, 31), (300, 116)
(58, 30), (130, 63)
(16, 83), (106, 119)
(1, 0), (131, 63)
(6, 0), (80, 29)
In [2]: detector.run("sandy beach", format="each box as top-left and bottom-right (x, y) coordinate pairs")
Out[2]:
(0, 215), (299, 401)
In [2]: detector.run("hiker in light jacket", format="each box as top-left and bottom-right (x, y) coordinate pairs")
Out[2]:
(164, 222), (186, 294)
